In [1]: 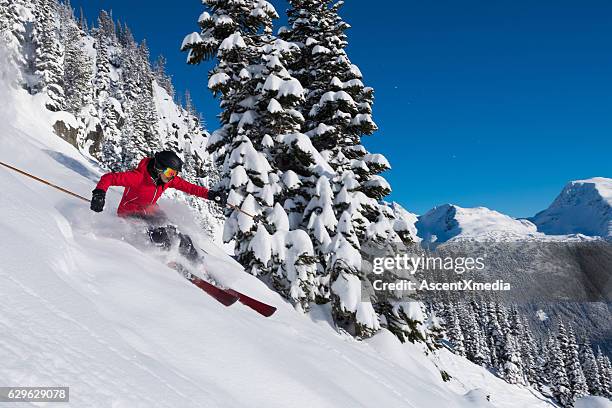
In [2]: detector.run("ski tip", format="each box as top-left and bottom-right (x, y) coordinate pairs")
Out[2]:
(226, 289), (277, 317)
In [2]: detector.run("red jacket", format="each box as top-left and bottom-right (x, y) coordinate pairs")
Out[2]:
(96, 157), (209, 216)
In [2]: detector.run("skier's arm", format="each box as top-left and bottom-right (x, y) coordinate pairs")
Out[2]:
(170, 176), (209, 199)
(95, 170), (142, 192)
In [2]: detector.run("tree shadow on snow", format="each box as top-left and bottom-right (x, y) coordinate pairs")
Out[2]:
(44, 149), (99, 181)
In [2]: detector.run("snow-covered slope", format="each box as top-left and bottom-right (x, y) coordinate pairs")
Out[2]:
(531, 178), (612, 238)
(415, 204), (541, 244)
(0, 69), (554, 407)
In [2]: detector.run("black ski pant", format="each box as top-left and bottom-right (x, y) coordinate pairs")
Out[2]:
(147, 225), (199, 262)
(128, 213), (199, 262)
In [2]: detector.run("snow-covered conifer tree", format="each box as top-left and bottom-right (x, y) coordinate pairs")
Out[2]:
(32, 0), (64, 110)
(534, 337), (550, 392)
(92, 11), (122, 167)
(153, 54), (175, 99)
(561, 323), (588, 401)
(517, 315), (538, 385)
(280, 0), (399, 247)
(277, 0), (409, 337)
(580, 340), (603, 396)
(548, 335), (573, 407)
(445, 303), (466, 356)
(500, 332), (525, 385)
(181, 0), (284, 287)
(484, 302), (503, 369)
(58, 2), (92, 114)
(596, 347), (612, 398)
(460, 302), (489, 366)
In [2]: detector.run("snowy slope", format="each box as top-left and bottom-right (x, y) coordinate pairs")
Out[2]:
(531, 177), (612, 238)
(0, 76), (556, 408)
(152, 81), (208, 159)
(415, 204), (542, 244)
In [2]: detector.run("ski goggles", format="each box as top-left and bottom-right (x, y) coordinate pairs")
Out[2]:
(158, 167), (178, 178)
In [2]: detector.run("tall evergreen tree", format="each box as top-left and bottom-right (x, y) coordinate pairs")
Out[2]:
(561, 323), (588, 401)
(548, 336), (573, 407)
(517, 315), (539, 385)
(461, 302), (489, 366)
(279, 0), (394, 337)
(446, 303), (466, 356)
(32, 0), (64, 110)
(58, 1), (92, 114)
(579, 340), (603, 396)
(153, 54), (175, 99)
(182, 0), (322, 311)
(535, 336), (551, 391)
(596, 348), (612, 398)
(484, 302), (503, 369)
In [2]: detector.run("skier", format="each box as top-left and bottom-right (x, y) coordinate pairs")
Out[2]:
(89, 150), (227, 262)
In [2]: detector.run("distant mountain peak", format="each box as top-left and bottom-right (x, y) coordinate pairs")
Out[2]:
(415, 203), (539, 244)
(531, 177), (612, 237)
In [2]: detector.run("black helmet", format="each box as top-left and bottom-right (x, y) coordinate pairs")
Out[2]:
(154, 151), (183, 172)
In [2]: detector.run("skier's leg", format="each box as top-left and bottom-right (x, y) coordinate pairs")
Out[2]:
(147, 225), (198, 262)
(177, 232), (199, 262)
(147, 226), (173, 250)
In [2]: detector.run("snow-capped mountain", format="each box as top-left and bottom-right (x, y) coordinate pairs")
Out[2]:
(531, 177), (612, 238)
(413, 178), (611, 244)
(415, 204), (541, 243)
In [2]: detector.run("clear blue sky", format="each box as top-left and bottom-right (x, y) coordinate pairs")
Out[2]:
(72, 0), (612, 217)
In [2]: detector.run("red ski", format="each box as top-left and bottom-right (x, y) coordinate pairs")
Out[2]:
(168, 262), (276, 316)
(168, 262), (238, 306)
(189, 275), (239, 307)
(226, 289), (277, 317)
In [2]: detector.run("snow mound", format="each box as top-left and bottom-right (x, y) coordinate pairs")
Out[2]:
(531, 177), (612, 238)
(416, 204), (540, 243)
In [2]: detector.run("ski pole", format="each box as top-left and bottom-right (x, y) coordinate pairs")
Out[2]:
(226, 202), (256, 219)
(0, 160), (90, 203)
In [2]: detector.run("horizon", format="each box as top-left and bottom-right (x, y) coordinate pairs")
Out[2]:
(70, 0), (612, 218)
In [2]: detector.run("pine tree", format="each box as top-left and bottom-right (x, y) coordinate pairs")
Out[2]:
(484, 302), (503, 369)
(32, 0), (64, 111)
(446, 303), (466, 356)
(182, 0), (284, 287)
(461, 302), (489, 366)
(93, 11), (123, 168)
(596, 348), (612, 398)
(58, 1), (92, 114)
(281, 0), (396, 246)
(153, 54), (175, 99)
(518, 315), (539, 386)
(77, 6), (87, 32)
(561, 323), (588, 401)
(96, 9), (116, 42)
(579, 340), (603, 396)
(535, 337), (551, 392)
(181, 0), (334, 312)
(279, 0), (406, 337)
(548, 336), (573, 407)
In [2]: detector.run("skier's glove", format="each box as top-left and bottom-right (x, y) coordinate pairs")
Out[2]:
(208, 190), (228, 207)
(90, 189), (106, 212)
